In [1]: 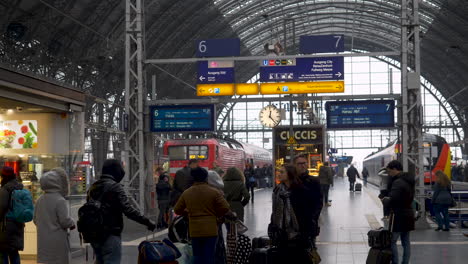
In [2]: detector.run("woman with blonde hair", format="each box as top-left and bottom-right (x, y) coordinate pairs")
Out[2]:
(431, 170), (453, 231)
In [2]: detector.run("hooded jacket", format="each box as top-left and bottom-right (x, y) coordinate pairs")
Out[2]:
(87, 160), (152, 236)
(34, 168), (75, 264)
(156, 174), (172, 201)
(346, 165), (359, 182)
(0, 178), (24, 251)
(223, 168), (250, 222)
(384, 172), (415, 232)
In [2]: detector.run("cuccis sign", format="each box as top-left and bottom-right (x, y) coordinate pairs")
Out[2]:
(274, 125), (324, 144)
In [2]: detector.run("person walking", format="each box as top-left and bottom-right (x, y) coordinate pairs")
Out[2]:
(243, 164), (256, 203)
(171, 159), (199, 206)
(382, 160), (415, 264)
(34, 168), (75, 264)
(269, 164), (314, 262)
(174, 167), (233, 264)
(292, 155), (323, 249)
(85, 159), (156, 264)
(432, 170), (453, 231)
(0, 166), (25, 264)
(156, 173), (171, 229)
(318, 162), (334, 206)
(346, 164), (359, 192)
(362, 167), (369, 186)
(223, 167), (250, 222)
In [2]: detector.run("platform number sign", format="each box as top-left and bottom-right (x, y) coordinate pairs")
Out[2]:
(196, 38), (241, 57)
(300, 35), (345, 54)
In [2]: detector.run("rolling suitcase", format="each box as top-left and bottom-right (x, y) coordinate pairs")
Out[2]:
(354, 183), (362, 192)
(366, 248), (392, 264)
(252, 236), (271, 249)
(367, 228), (392, 249)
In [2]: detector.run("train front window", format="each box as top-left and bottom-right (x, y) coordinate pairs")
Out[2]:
(168, 146), (187, 160)
(188, 145), (208, 160)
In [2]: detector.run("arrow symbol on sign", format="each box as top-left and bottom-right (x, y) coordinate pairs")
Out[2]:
(199, 76), (206, 81)
(335, 72), (342, 78)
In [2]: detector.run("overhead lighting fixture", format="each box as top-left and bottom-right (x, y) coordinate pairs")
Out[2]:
(6, 109), (14, 114)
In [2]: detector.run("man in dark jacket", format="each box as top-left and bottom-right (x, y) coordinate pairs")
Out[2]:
(156, 174), (171, 229)
(346, 164), (359, 191)
(0, 166), (24, 264)
(293, 154), (323, 247)
(318, 162), (334, 206)
(382, 160), (415, 264)
(88, 159), (156, 264)
(171, 159), (199, 206)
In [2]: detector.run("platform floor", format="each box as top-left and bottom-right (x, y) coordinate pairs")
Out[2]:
(23, 176), (468, 263)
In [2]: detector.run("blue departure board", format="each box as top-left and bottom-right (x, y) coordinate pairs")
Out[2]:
(325, 100), (395, 129)
(150, 105), (215, 132)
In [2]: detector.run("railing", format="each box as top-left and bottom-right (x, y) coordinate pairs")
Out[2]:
(448, 190), (468, 228)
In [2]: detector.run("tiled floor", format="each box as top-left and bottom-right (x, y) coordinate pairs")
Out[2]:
(21, 176), (468, 263)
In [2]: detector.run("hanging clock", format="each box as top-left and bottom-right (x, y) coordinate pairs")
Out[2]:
(259, 105), (281, 128)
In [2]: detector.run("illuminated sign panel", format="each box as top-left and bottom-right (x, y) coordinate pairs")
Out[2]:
(236, 83), (259, 95)
(197, 84), (235, 96)
(260, 81), (344, 94)
(150, 105), (215, 132)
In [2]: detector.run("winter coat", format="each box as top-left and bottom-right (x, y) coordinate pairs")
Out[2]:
(171, 166), (193, 206)
(318, 165), (334, 185)
(383, 172), (415, 232)
(174, 182), (230, 237)
(362, 168), (369, 179)
(223, 169), (250, 222)
(34, 169), (75, 264)
(432, 183), (453, 206)
(156, 175), (171, 201)
(0, 179), (25, 251)
(346, 166), (359, 182)
(87, 174), (152, 236)
(292, 173), (323, 238)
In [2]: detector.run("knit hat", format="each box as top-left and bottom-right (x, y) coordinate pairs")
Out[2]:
(191, 167), (208, 182)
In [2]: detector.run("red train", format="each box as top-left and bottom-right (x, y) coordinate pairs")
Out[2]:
(163, 137), (272, 176)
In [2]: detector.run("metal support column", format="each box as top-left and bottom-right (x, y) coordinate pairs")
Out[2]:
(401, 0), (426, 227)
(124, 0), (146, 211)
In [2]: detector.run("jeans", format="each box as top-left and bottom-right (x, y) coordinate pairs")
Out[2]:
(320, 184), (330, 203)
(433, 204), (450, 229)
(191, 236), (218, 264)
(91, 235), (122, 264)
(157, 200), (169, 227)
(249, 185), (255, 202)
(0, 251), (20, 264)
(349, 181), (355, 191)
(391, 231), (411, 264)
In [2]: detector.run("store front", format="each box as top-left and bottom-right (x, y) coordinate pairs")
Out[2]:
(0, 66), (85, 257)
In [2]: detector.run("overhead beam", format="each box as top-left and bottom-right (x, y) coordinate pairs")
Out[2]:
(148, 94), (401, 105)
(145, 51), (399, 64)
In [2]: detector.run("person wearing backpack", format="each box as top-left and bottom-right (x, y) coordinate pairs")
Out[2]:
(0, 166), (31, 264)
(78, 159), (156, 264)
(34, 168), (75, 264)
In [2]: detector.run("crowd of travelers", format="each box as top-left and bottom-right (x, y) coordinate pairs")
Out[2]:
(1, 155), (467, 264)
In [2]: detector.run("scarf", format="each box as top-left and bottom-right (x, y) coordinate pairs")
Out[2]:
(271, 183), (300, 240)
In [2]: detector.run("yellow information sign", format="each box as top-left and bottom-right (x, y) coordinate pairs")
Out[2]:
(197, 84), (235, 96)
(260, 81), (344, 95)
(236, 83), (259, 95)
(287, 136), (297, 145)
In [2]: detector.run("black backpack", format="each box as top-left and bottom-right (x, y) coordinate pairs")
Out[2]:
(77, 184), (114, 243)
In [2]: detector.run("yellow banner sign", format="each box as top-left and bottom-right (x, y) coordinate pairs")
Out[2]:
(236, 83), (259, 95)
(260, 81), (344, 95)
(197, 84), (235, 96)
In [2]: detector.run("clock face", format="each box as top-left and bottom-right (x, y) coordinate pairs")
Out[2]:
(259, 105), (281, 128)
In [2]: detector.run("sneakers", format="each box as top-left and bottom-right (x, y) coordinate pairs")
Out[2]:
(443, 228), (450, 231)
(326, 202), (332, 206)
(435, 228), (442, 231)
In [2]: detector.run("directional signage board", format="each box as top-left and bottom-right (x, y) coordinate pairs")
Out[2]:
(300, 35), (345, 54)
(259, 56), (344, 82)
(236, 83), (259, 95)
(260, 81), (344, 94)
(196, 38), (240, 57)
(197, 84), (235, 96)
(150, 105), (215, 132)
(197, 61), (234, 84)
(325, 100), (395, 129)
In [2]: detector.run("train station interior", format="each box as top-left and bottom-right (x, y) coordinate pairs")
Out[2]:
(1, 0), (468, 263)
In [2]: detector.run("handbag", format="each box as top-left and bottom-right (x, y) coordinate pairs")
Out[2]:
(138, 238), (182, 263)
(306, 247), (321, 264)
